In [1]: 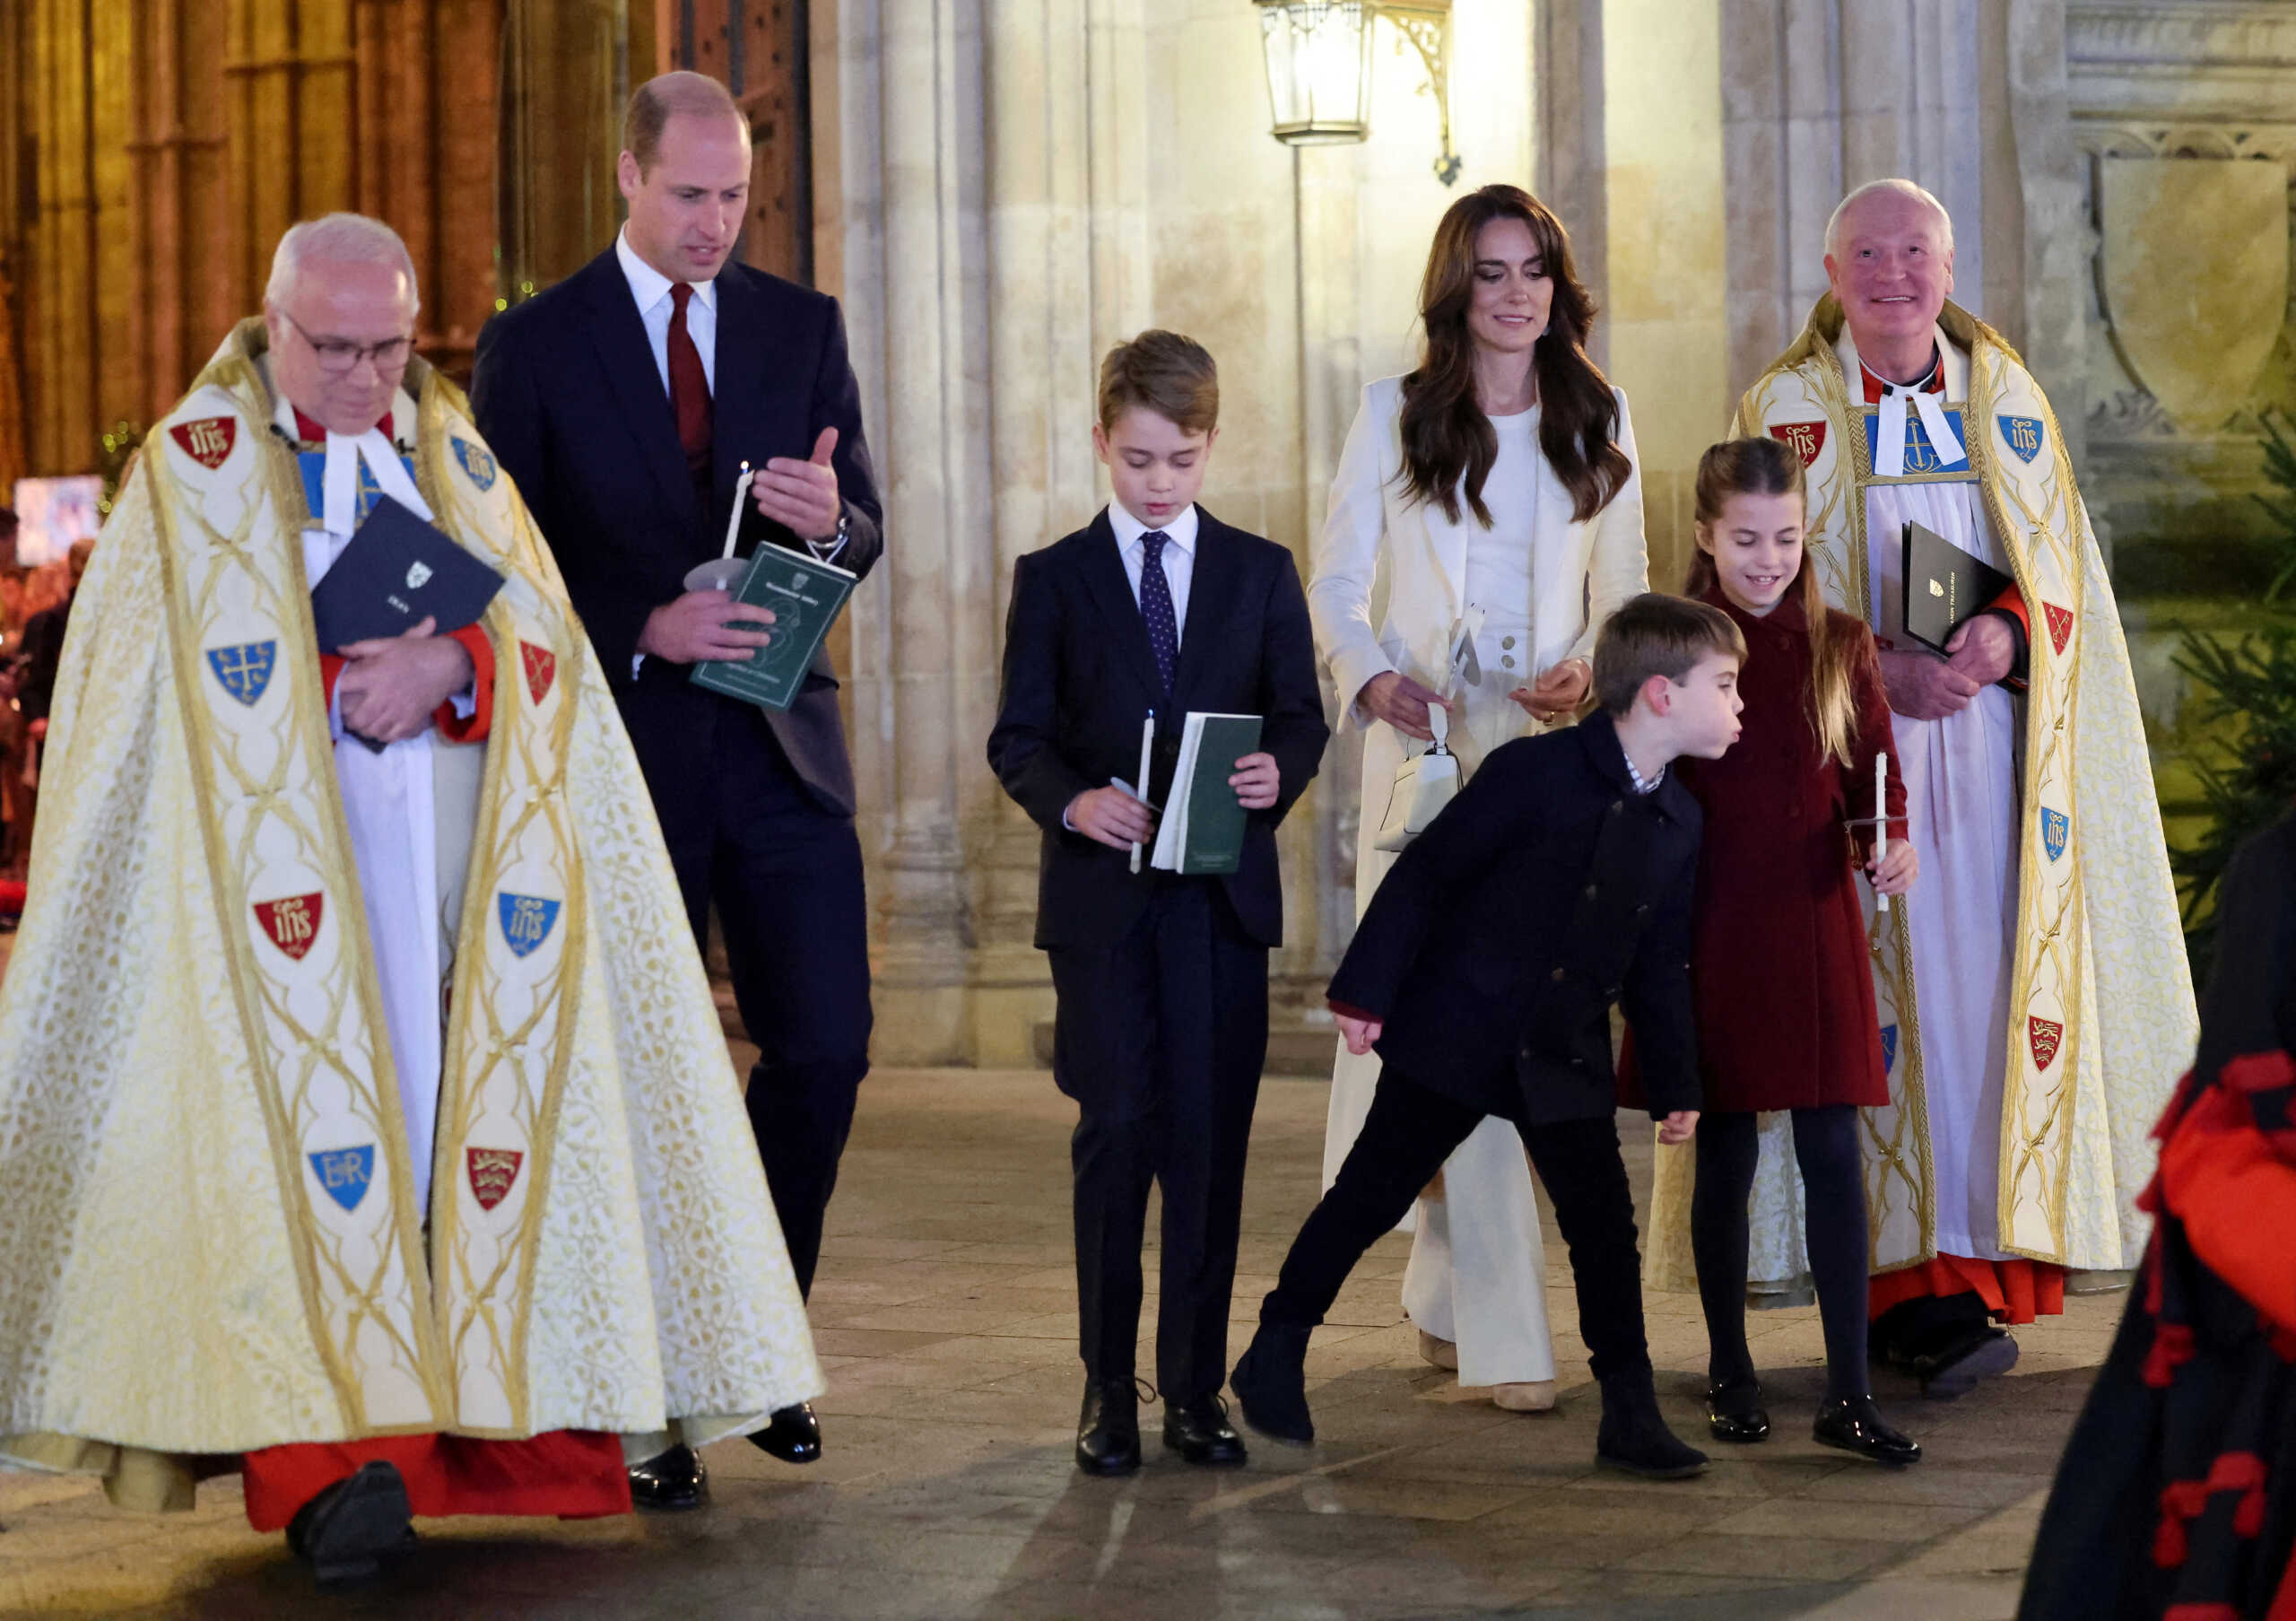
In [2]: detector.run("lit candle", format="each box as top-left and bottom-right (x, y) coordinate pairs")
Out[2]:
(1874, 751), (1891, 916)
(721, 460), (754, 560)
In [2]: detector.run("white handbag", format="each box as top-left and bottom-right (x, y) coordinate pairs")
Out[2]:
(1373, 701), (1460, 852)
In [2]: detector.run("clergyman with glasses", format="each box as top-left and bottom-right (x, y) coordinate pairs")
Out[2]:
(0, 213), (821, 1586)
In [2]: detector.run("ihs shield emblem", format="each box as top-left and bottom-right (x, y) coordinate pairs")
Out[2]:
(308, 1145), (377, 1213)
(497, 893), (561, 959)
(519, 641), (557, 704)
(465, 1146), (525, 1212)
(1769, 421), (1827, 468)
(2029, 1015), (2065, 1073)
(205, 641), (278, 708)
(169, 415), (237, 471)
(2042, 809), (2069, 863)
(253, 892), (326, 962)
(452, 436), (498, 492)
(1999, 415), (2045, 465)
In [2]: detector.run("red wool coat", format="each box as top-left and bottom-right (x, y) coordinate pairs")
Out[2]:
(1674, 588), (1907, 1113)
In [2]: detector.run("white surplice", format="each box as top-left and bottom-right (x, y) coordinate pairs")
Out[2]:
(1838, 327), (2022, 1261)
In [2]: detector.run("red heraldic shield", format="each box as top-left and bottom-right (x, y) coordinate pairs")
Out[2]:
(2029, 1015), (2065, 1073)
(169, 416), (237, 471)
(2043, 603), (2074, 657)
(253, 893), (326, 962)
(466, 1147), (525, 1212)
(1770, 421), (1827, 467)
(519, 641), (556, 706)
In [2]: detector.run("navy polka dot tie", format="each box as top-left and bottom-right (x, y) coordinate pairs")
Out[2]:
(1139, 530), (1178, 697)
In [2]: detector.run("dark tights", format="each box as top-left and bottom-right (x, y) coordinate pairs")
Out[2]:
(1692, 1106), (1869, 1404)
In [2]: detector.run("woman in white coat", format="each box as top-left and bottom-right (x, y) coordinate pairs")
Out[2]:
(1309, 184), (1649, 1409)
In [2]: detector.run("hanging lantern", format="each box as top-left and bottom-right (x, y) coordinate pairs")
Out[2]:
(1254, 1), (1375, 146)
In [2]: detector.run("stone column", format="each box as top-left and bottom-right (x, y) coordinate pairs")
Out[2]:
(829, 0), (989, 1065)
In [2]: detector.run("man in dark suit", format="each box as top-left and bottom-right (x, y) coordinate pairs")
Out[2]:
(987, 331), (1330, 1476)
(1229, 595), (1745, 1481)
(471, 70), (877, 1506)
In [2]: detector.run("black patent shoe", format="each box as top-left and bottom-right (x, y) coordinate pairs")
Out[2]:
(1231, 1322), (1315, 1445)
(747, 1402), (822, 1464)
(1076, 1377), (1144, 1476)
(286, 1460), (415, 1590)
(1163, 1393), (1248, 1466)
(1703, 1382), (1771, 1444)
(628, 1442), (708, 1511)
(1914, 1326), (2019, 1400)
(1813, 1395), (1922, 1465)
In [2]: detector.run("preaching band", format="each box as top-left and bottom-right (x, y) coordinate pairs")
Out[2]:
(0, 66), (2213, 1606)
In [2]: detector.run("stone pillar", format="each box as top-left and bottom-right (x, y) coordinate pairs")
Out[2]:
(827, 0), (988, 1065)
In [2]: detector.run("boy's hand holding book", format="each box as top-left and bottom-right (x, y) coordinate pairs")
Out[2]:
(1068, 785), (1156, 851)
(1228, 752), (1281, 811)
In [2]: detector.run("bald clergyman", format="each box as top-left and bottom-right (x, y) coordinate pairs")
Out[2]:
(0, 213), (821, 1587)
(1709, 179), (2194, 1397)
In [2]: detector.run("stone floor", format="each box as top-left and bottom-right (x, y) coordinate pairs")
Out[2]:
(0, 1060), (2114, 1619)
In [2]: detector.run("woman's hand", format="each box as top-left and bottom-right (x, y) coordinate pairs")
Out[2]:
(1335, 1012), (1383, 1056)
(1509, 658), (1590, 725)
(1657, 1110), (1700, 1146)
(1360, 671), (1452, 742)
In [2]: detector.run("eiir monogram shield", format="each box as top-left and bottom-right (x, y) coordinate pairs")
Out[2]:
(497, 893), (561, 959)
(253, 893), (326, 962)
(1879, 1024), (1899, 1076)
(206, 641), (278, 708)
(308, 1146), (377, 1213)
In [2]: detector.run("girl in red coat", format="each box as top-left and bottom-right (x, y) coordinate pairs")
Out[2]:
(1680, 438), (1921, 1464)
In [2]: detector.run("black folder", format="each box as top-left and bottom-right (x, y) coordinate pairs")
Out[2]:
(1901, 520), (2013, 654)
(310, 495), (504, 652)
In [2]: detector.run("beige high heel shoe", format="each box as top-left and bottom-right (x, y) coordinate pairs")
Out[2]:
(1492, 1381), (1557, 1413)
(1417, 1330), (1458, 1371)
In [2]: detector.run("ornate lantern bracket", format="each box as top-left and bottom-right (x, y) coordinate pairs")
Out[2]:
(1254, 0), (1461, 187)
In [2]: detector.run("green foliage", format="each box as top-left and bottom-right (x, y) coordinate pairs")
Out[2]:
(96, 422), (144, 517)
(2170, 408), (2296, 983)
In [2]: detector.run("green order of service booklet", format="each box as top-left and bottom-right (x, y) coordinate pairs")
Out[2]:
(1148, 712), (1263, 876)
(690, 542), (857, 712)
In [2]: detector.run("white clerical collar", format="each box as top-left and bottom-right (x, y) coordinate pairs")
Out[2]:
(615, 226), (717, 318)
(257, 358), (430, 536)
(1108, 501), (1199, 559)
(1836, 323), (1968, 476)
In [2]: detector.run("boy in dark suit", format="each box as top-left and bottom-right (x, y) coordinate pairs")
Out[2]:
(1231, 595), (1745, 1479)
(987, 331), (1329, 1476)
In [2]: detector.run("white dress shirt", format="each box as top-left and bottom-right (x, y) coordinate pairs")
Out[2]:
(1107, 499), (1198, 645)
(615, 226), (717, 396)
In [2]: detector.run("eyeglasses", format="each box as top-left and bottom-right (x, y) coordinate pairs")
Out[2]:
(280, 309), (413, 376)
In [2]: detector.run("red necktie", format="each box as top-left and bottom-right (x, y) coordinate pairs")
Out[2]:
(668, 283), (712, 488)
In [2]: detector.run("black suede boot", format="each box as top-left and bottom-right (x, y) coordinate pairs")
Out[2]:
(1596, 1370), (1709, 1479)
(1230, 1322), (1315, 1444)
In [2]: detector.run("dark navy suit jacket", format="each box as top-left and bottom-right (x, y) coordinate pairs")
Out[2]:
(987, 507), (1330, 951)
(471, 248), (883, 815)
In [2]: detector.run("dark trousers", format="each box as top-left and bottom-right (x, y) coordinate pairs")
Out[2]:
(653, 702), (873, 1300)
(1692, 1106), (1870, 1401)
(1263, 1066), (1652, 1384)
(1045, 880), (1268, 1400)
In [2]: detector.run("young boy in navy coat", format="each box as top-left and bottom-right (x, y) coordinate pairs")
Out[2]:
(1231, 594), (1744, 1478)
(987, 331), (1330, 1476)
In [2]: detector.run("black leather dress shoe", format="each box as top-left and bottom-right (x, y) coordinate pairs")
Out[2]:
(1813, 1395), (1922, 1465)
(1231, 1323), (1315, 1444)
(1162, 1394), (1248, 1466)
(747, 1402), (822, 1464)
(287, 1460), (415, 1589)
(628, 1442), (708, 1511)
(1076, 1377), (1143, 1476)
(1914, 1326), (2019, 1399)
(1704, 1383), (1771, 1444)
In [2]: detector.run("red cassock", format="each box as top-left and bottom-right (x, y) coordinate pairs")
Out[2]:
(1670, 589), (1905, 1113)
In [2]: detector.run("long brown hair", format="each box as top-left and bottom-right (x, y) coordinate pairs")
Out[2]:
(1398, 185), (1629, 527)
(1683, 438), (1859, 767)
